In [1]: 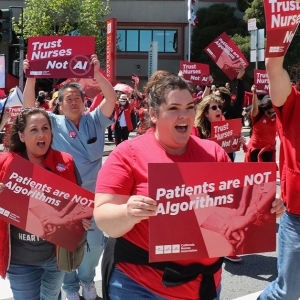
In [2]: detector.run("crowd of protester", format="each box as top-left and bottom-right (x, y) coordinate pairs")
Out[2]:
(0, 32), (298, 299)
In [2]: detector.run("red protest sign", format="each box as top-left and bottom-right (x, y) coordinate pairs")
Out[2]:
(131, 73), (139, 86)
(0, 155), (94, 252)
(148, 162), (276, 262)
(210, 119), (242, 153)
(205, 32), (249, 80)
(180, 61), (211, 85)
(264, 0), (300, 58)
(26, 36), (95, 78)
(254, 70), (269, 95)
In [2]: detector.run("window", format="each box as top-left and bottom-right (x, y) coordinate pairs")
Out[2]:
(117, 29), (177, 53)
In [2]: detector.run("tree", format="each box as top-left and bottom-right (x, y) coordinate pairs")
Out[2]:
(191, 4), (248, 83)
(236, 0), (253, 13)
(13, 0), (110, 61)
(244, 0), (300, 78)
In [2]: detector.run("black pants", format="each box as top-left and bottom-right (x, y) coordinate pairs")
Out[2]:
(250, 149), (273, 162)
(114, 126), (129, 145)
(107, 125), (113, 140)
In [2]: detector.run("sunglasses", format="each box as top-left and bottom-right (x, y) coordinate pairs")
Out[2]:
(209, 105), (223, 111)
(266, 111), (276, 115)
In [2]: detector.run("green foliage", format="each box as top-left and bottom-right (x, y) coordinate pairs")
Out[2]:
(244, 0), (300, 73)
(13, 0), (110, 60)
(244, 0), (265, 28)
(236, 0), (252, 12)
(191, 4), (248, 82)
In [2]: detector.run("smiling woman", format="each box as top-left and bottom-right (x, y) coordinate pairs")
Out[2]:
(93, 71), (233, 300)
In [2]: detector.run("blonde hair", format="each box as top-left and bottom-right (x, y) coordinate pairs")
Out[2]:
(194, 95), (223, 139)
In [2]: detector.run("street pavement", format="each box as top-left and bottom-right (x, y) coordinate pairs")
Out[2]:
(0, 127), (281, 300)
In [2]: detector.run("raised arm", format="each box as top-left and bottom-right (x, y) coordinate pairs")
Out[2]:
(231, 65), (245, 118)
(265, 57), (292, 107)
(91, 55), (117, 118)
(23, 59), (37, 108)
(250, 85), (259, 118)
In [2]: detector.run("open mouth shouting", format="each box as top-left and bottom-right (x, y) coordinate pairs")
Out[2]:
(175, 123), (188, 133)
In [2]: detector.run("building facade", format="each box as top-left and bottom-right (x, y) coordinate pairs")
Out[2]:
(0, 0), (237, 89)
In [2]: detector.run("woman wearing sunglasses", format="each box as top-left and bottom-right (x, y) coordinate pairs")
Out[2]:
(244, 85), (277, 162)
(193, 95), (226, 138)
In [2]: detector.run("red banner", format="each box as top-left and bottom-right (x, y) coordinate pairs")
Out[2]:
(148, 162), (277, 262)
(106, 18), (117, 85)
(204, 32), (249, 80)
(264, 0), (300, 57)
(254, 69), (269, 95)
(0, 155), (94, 252)
(180, 61), (211, 85)
(26, 36), (95, 78)
(210, 118), (242, 153)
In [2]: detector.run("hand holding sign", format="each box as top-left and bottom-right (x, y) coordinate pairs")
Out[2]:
(0, 182), (5, 193)
(127, 195), (158, 222)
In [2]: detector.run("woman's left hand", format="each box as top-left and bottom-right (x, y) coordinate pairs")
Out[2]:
(270, 195), (285, 218)
(82, 218), (93, 231)
(239, 136), (246, 146)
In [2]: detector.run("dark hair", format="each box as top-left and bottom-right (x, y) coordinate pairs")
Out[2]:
(37, 95), (46, 104)
(143, 70), (191, 130)
(217, 87), (232, 107)
(259, 96), (273, 111)
(52, 102), (61, 115)
(4, 108), (52, 153)
(58, 82), (84, 103)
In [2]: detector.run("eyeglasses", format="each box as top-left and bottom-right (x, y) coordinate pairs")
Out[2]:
(266, 111), (276, 115)
(119, 100), (127, 103)
(209, 105), (223, 111)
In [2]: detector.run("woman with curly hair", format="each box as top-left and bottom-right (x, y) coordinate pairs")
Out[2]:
(193, 94), (224, 139)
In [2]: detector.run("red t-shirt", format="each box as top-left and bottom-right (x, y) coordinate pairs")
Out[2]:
(96, 130), (231, 299)
(248, 113), (276, 150)
(274, 87), (300, 214)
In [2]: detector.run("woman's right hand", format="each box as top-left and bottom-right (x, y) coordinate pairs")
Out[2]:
(126, 195), (157, 224)
(0, 183), (5, 194)
(23, 58), (30, 72)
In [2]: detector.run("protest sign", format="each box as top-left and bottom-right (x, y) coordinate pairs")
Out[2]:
(254, 70), (269, 95)
(180, 61), (211, 85)
(204, 32), (249, 80)
(131, 73), (139, 86)
(26, 36), (95, 78)
(149, 162), (276, 262)
(264, 0), (300, 58)
(0, 155), (94, 252)
(210, 119), (242, 153)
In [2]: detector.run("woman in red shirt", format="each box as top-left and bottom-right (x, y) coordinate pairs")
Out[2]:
(94, 71), (284, 300)
(244, 85), (277, 162)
